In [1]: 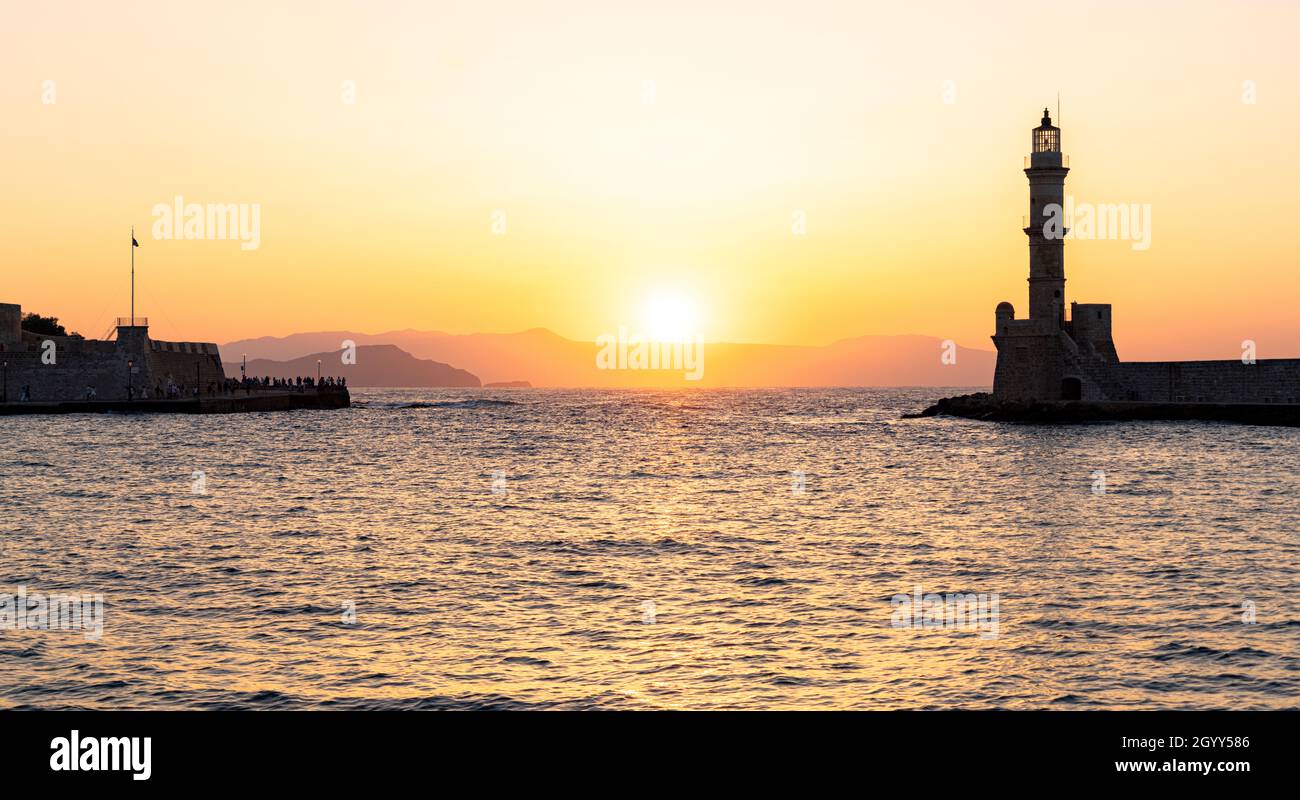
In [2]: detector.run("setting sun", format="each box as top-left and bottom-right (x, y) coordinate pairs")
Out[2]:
(640, 288), (701, 342)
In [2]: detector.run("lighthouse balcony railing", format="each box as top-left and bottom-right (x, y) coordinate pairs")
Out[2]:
(1025, 153), (1069, 169)
(116, 317), (149, 328)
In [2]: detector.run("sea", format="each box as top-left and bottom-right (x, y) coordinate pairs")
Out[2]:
(1, 388), (1296, 709)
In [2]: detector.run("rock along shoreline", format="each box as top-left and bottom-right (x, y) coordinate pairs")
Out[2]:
(905, 392), (1300, 427)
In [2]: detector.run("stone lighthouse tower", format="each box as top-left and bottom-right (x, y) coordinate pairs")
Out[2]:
(991, 109), (1080, 402)
(993, 108), (1117, 402)
(1025, 108), (1068, 326)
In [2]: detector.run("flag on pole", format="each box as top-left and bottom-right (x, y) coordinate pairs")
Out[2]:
(132, 235), (139, 247)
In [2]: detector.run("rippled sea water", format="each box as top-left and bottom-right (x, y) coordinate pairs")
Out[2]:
(1, 388), (1297, 710)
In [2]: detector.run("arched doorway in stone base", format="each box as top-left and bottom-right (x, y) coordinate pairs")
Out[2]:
(1061, 376), (1082, 401)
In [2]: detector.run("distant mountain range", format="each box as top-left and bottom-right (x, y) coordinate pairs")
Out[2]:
(223, 344), (479, 387)
(222, 329), (994, 388)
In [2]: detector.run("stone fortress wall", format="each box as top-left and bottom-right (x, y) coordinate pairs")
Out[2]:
(0, 303), (22, 345)
(995, 303), (1300, 405)
(1112, 359), (1300, 404)
(0, 302), (225, 402)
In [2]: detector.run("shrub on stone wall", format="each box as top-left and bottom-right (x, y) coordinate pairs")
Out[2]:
(21, 313), (67, 336)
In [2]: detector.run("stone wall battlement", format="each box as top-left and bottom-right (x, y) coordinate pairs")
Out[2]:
(0, 301), (226, 402)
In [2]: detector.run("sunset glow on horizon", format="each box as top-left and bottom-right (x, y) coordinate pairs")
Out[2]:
(3, 0), (1298, 360)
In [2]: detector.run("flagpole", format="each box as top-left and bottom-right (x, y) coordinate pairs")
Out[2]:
(131, 226), (135, 326)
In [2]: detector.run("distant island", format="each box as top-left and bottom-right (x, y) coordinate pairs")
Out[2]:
(223, 329), (994, 388)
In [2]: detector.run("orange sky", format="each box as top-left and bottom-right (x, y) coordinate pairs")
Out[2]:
(2, 0), (1298, 359)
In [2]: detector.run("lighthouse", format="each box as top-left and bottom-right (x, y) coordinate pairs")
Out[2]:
(992, 108), (1104, 403)
(1024, 108), (1068, 326)
(980, 106), (1300, 409)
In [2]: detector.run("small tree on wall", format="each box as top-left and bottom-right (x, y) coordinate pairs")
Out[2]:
(21, 313), (68, 336)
